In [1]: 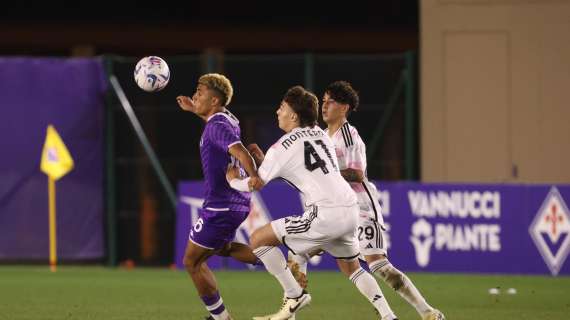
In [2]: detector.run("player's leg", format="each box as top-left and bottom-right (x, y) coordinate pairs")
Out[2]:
(285, 250), (320, 320)
(287, 249), (322, 289)
(183, 241), (232, 320)
(367, 254), (444, 320)
(185, 209), (250, 320)
(332, 252), (397, 320)
(250, 223), (305, 299)
(250, 212), (320, 320)
(216, 241), (260, 265)
(359, 217), (443, 319)
(322, 205), (397, 320)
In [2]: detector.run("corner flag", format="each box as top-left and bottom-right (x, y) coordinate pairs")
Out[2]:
(40, 125), (74, 272)
(41, 125), (74, 180)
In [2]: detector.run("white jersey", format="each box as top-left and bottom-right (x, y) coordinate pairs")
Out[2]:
(258, 126), (357, 208)
(326, 122), (385, 226)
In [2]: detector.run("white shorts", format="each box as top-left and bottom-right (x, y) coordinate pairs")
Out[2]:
(357, 211), (387, 256)
(271, 204), (360, 260)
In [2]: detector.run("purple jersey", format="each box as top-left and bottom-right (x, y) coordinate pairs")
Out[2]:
(199, 110), (251, 212)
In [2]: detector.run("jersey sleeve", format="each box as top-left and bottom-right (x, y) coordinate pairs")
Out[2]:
(341, 141), (365, 171)
(209, 121), (242, 151)
(257, 144), (284, 183)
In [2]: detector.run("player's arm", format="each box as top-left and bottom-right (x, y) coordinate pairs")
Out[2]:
(226, 166), (254, 192)
(340, 168), (364, 182)
(226, 166), (265, 192)
(338, 132), (365, 182)
(228, 143), (263, 190)
(246, 143), (265, 166)
(228, 143), (258, 178)
(227, 144), (281, 192)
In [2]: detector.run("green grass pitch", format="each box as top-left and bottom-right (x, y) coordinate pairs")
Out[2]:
(1, 266), (569, 319)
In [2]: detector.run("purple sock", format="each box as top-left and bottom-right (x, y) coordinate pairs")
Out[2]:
(201, 292), (226, 316)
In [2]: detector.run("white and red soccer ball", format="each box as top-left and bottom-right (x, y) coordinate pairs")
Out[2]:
(134, 56), (170, 92)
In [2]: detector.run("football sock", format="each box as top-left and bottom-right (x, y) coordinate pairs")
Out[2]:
(349, 267), (396, 320)
(254, 246), (303, 298)
(370, 259), (433, 316)
(201, 291), (230, 320)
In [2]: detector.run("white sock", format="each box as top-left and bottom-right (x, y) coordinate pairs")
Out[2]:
(210, 309), (230, 320)
(288, 250), (308, 274)
(370, 259), (433, 316)
(349, 268), (396, 319)
(254, 246), (303, 298)
(201, 292), (229, 320)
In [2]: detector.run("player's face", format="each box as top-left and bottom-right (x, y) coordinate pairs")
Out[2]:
(276, 101), (297, 132)
(322, 93), (347, 125)
(192, 84), (217, 117)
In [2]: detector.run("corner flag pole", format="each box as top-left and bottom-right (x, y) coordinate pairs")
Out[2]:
(48, 177), (57, 272)
(40, 125), (75, 272)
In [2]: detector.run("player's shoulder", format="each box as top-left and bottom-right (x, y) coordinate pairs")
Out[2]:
(266, 135), (293, 161)
(211, 110), (239, 124)
(208, 112), (240, 130)
(276, 126), (324, 151)
(339, 121), (360, 148)
(275, 131), (298, 151)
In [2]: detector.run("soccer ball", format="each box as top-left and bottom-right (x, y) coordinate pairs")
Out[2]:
(134, 56), (170, 92)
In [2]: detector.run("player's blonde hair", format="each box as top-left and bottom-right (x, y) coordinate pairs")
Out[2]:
(198, 73), (233, 106)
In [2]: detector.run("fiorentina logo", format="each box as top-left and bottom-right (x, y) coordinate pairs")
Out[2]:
(529, 186), (570, 275)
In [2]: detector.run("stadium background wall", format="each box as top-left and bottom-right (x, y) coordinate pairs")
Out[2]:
(0, 54), (417, 267)
(421, 0), (570, 183)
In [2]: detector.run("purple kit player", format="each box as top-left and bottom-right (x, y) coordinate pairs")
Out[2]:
(176, 73), (262, 320)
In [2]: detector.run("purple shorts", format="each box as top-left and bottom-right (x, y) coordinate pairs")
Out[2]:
(189, 208), (249, 250)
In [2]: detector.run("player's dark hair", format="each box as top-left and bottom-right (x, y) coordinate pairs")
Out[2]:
(283, 86), (318, 128)
(324, 81), (360, 113)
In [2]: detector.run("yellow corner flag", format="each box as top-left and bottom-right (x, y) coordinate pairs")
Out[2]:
(41, 125), (74, 180)
(40, 125), (74, 272)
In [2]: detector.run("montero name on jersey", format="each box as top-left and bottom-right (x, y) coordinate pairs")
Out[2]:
(281, 128), (324, 150)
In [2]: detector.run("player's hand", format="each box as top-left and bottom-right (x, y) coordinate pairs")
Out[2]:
(176, 96), (195, 112)
(248, 176), (264, 191)
(247, 144), (265, 166)
(225, 165), (241, 183)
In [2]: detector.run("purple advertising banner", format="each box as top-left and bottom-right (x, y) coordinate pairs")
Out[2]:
(176, 181), (570, 276)
(0, 58), (107, 260)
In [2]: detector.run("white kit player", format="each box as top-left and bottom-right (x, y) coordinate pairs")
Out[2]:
(227, 86), (397, 320)
(288, 81), (444, 320)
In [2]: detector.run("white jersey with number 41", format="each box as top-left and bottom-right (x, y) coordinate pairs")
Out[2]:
(258, 126), (357, 209)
